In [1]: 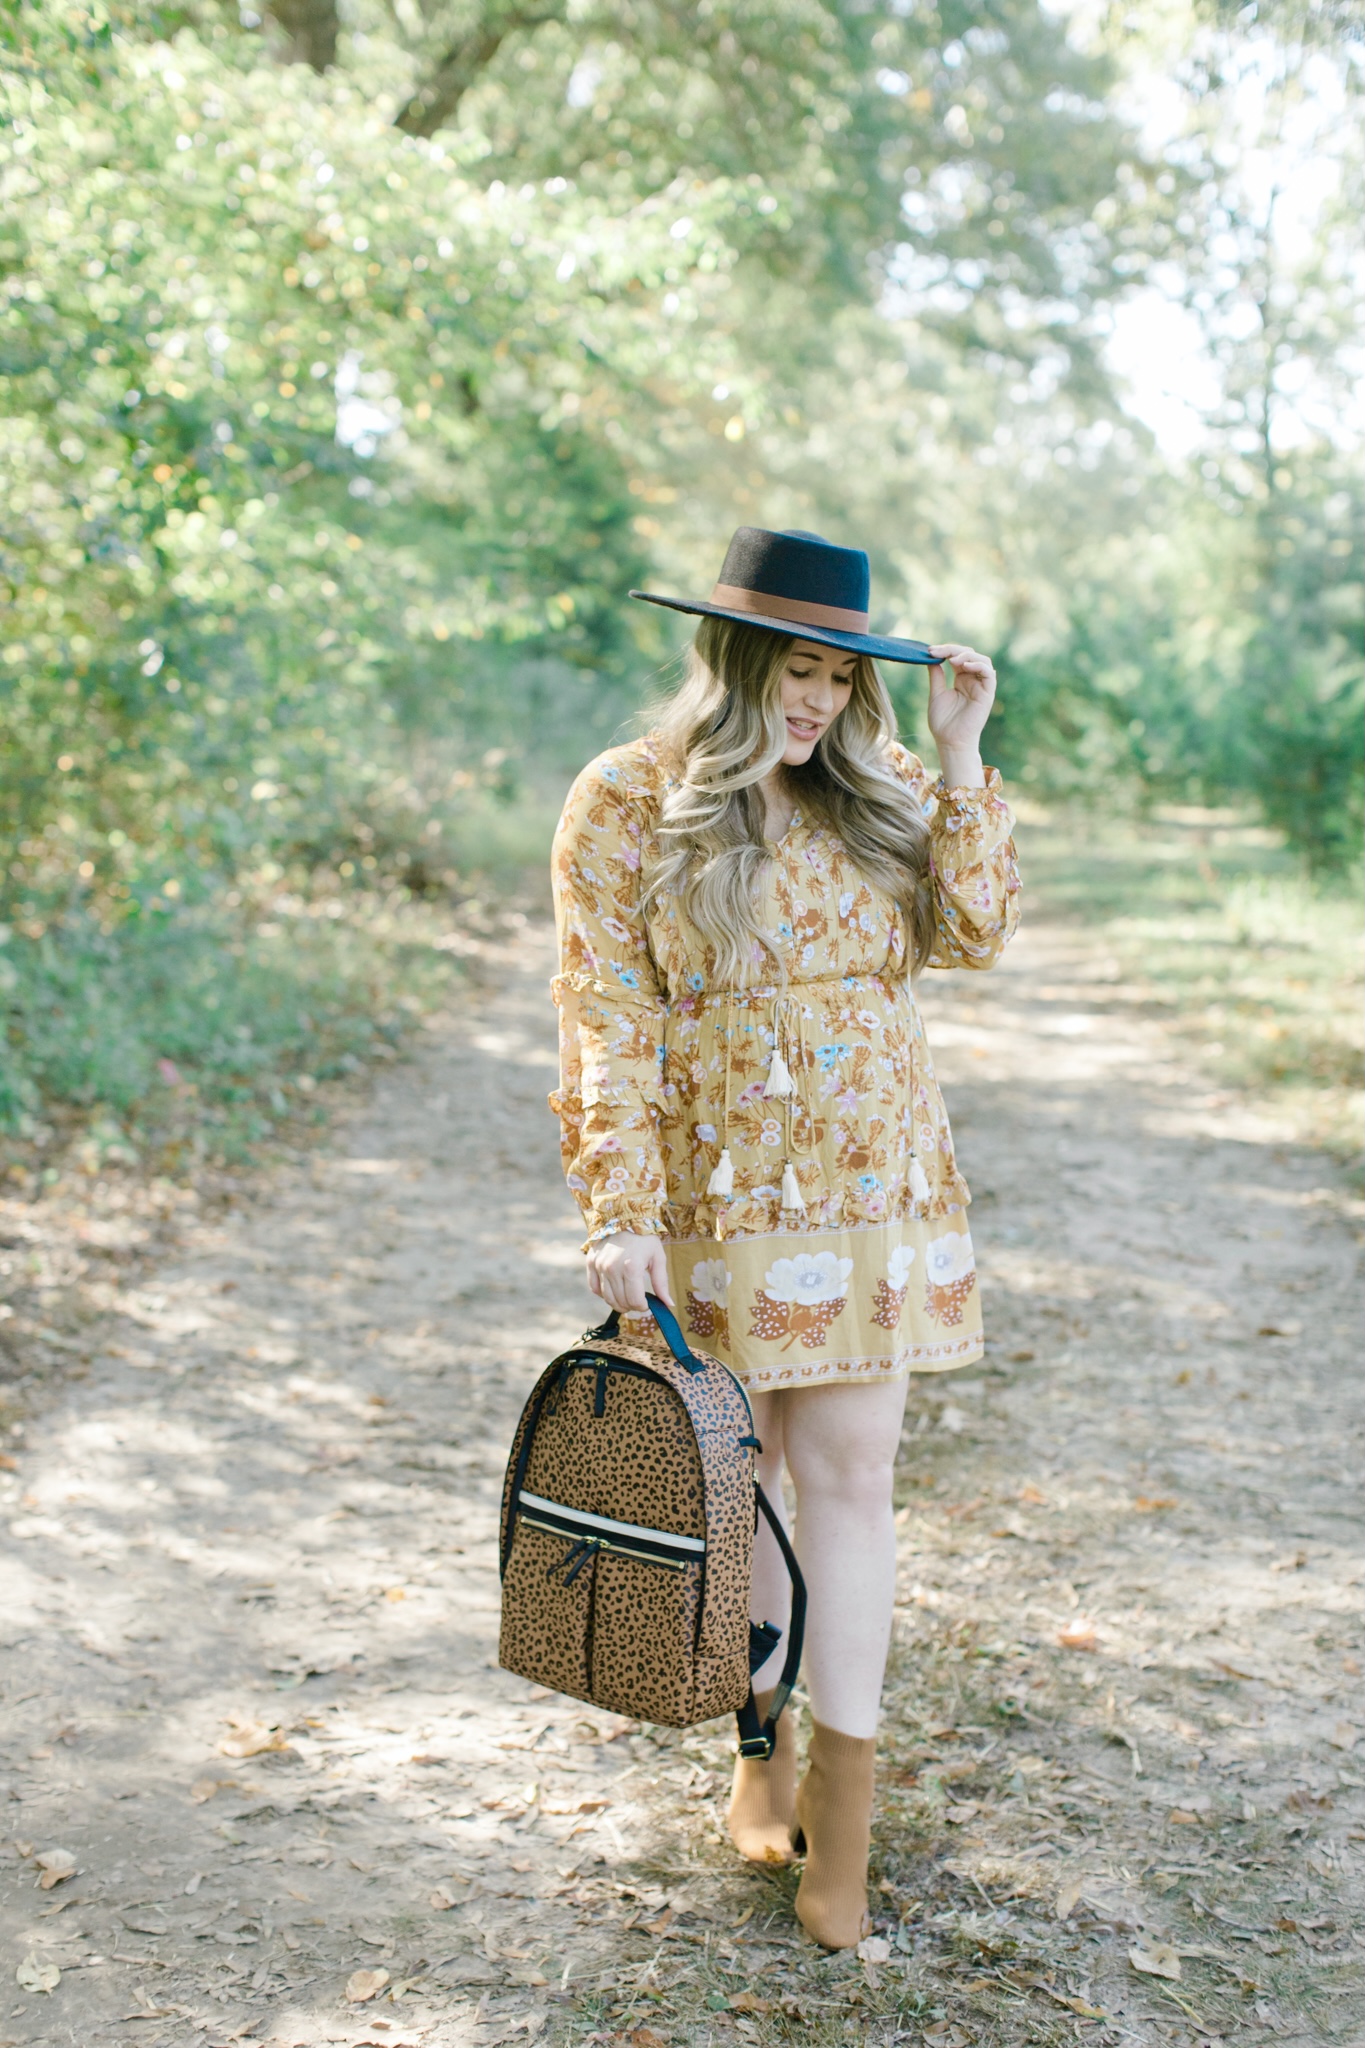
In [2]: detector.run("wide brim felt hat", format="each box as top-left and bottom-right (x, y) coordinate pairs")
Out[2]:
(630, 525), (937, 666)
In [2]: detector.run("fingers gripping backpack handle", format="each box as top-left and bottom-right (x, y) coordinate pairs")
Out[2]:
(588, 1291), (706, 1376)
(735, 1481), (807, 1760)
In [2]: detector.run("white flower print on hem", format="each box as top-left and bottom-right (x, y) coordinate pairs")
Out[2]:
(886, 1243), (918, 1291)
(925, 1230), (977, 1326)
(763, 1253), (854, 1305)
(684, 1256), (733, 1349)
(871, 1241), (917, 1331)
(751, 1252), (854, 1352)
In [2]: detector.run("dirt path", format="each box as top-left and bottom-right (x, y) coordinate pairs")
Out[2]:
(2, 905), (1362, 2048)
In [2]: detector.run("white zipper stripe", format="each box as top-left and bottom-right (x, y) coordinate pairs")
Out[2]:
(518, 1490), (706, 1554)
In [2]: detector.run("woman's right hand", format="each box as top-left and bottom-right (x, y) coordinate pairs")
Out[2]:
(586, 1232), (673, 1313)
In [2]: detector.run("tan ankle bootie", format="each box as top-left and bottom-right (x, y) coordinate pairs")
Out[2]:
(791, 1720), (876, 1948)
(726, 1690), (798, 1865)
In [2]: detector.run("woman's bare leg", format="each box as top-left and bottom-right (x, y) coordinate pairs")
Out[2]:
(782, 1377), (908, 1738)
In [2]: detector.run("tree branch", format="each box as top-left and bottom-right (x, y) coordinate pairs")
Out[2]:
(395, 4), (564, 136)
(268, 0), (339, 71)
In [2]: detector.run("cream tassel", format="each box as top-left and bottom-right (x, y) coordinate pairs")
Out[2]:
(707, 1147), (735, 1198)
(764, 1046), (796, 1099)
(909, 1157), (930, 1204)
(781, 1160), (806, 1213)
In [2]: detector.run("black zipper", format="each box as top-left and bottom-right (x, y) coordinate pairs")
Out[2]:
(519, 1511), (689, 1574)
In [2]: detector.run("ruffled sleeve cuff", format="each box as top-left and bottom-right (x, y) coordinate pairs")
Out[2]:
(929, 765), (1013, 838)
(580, 1202), (669, 1252)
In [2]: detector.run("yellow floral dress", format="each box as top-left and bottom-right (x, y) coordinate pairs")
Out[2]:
(550, 733), (1020, 1390)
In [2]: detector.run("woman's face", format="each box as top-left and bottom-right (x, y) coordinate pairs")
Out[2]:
(779, 639), (855, 765)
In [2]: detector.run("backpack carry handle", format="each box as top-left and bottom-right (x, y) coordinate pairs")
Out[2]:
(588, 1291), (706, 1376)
(735, 1481), (807, 1759)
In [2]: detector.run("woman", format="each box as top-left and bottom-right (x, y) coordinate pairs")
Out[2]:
(549, 527), (1019, 1948)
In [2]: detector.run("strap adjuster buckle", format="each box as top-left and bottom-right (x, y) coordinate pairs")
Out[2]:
(737, 1733), (774, 1760)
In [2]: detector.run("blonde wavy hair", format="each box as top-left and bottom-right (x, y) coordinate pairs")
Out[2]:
(645, 615), (935, 983)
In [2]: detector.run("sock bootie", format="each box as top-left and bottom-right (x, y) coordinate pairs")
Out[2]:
(791, 1720), (876, 1949)
(726, 1689), (798, 1865)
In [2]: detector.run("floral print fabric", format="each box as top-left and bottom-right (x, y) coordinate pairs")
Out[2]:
(550, 733), (1019, 1387)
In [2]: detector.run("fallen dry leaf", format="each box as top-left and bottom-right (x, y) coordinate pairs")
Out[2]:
(1129, 1938), (1182, 1981)
(0, 1451), (17, 1471)
(1269, 1549), (1307, 1572)
(729, 1990), (773, 2012)
(1018, 1482), (1046, 1502)
(1055, 1879), (1086, 1921)
(1167, 1808), (1203, 1825)
(16, 1955), (61, 1993)
(345, 1966), (390, 2003)
(430, 1885), (461, 1910)
(857, 1935), (891, 1965)
(1329, 1722), (1357, 1752)
(644, 1906), (672, 1935)
(1134, 1495), (1178, 1511)
(218, 1716), (288, 1759)
(35, 1849), (76, 1890)
(944, 1800), (980, 1825)
(384, 1586), (406, 1601)
(189, 1777), (234, 1803)
(623, 2031), (666, 2048)
(1056, 1619), (1098, 1652)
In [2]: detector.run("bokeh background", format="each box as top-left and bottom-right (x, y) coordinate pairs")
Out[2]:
(1, 0), (1360, 1165)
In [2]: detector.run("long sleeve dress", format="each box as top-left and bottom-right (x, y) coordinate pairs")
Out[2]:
(550, 732), (1020, 1391)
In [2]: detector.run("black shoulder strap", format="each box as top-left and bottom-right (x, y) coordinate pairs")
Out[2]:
(587, 1291), (705, 1375)
(735, 1481), (807, 1760)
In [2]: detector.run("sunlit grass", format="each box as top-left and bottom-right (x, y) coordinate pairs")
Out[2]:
(1017, 801), (1363, 1160)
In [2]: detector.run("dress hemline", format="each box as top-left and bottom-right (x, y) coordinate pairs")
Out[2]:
(726, 1331), (984, 1391)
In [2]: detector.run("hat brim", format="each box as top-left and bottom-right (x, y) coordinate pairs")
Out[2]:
(628, 590), (938, 666)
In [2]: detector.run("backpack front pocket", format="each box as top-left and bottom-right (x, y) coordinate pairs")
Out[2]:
(498, 1520), (596, 1702)
(590, 1549), (705, 1726)
(504, 1491), (708, 1725)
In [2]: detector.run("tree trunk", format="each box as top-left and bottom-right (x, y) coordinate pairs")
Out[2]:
(270, 0), (339, 71)
(395, 4), (564, 136)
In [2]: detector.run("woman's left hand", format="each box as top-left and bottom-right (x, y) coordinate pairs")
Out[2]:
(926, 644), (997, 783)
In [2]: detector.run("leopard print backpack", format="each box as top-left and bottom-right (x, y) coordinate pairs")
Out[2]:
(499, 1293), (805, 1758)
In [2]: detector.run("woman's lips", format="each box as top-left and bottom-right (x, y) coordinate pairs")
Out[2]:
(786, 717), (822, 738)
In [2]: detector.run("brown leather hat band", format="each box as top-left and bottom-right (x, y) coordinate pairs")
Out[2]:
(709, 582), (870, 633)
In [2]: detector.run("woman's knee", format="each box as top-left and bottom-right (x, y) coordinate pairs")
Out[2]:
(783, 1385), (905, 1503)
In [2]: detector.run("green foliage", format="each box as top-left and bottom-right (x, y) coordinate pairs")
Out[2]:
(0, 900), (442, 1158)
(0, 0), (1358, 1146)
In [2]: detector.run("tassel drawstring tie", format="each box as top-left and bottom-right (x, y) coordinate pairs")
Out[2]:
(707, 991), (812, 1213)
(705, 982), (932, 1226)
